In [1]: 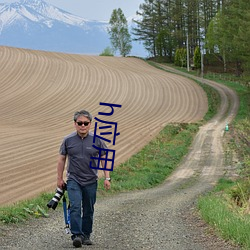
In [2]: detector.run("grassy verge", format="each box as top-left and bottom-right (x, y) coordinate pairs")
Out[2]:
(98, 123), (199, 195)
(198, 179), (250, 249)
(0, 193), (53, 224)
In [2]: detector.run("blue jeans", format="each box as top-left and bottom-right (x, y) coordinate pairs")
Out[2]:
(67, 180), (97, 237)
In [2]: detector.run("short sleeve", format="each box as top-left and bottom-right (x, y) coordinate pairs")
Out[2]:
(59, 138), (67, 155)
(98, 138), (108, 156)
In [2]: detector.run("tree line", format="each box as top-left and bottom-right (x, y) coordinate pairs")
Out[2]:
(107, 0), (249, 79)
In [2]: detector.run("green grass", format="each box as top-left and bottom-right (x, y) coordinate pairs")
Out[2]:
(196, 79), (221, 121)
(98, 123), (199, 194)
(205, 73), (250, 121)
(0, 193), (53, 223)
(198, 184), (250, 249)
(205, 72), (249, 86)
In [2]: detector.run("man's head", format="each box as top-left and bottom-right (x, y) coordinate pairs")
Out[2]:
(74, 110), (92, 122)
(74, 110), (92, 137)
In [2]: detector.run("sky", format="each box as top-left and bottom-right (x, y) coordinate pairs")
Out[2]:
(3, 0), (145, 21)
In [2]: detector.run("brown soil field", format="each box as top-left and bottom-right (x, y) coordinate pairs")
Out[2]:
(0, 46), (208, 206)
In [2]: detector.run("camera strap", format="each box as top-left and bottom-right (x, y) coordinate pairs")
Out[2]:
(62, 195), (71, 234)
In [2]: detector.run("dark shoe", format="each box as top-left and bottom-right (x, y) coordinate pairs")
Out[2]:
(82, 234), (93, 245)
(72, 235), (82, 248)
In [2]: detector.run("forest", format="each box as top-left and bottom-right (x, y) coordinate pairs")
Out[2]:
(132, 0), (250, 80)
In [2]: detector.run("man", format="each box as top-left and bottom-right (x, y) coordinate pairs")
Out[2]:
(57, 110), (111, 248)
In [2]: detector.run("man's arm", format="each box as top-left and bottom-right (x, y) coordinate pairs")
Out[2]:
(101, 160), (111, 190)
(57, 154), (66, 189)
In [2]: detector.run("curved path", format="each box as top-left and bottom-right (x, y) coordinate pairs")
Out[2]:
(0, 57), (240, 250)
(0, 47), (207, 205)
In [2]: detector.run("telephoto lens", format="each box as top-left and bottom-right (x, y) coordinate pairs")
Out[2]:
(47, 187), (65, 210)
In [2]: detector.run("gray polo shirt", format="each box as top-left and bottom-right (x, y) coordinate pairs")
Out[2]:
(59, 131), (108, 186)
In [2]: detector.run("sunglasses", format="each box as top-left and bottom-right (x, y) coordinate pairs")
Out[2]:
(76, 121), (90, 126)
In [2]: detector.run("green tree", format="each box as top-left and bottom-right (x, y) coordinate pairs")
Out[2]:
(174, 47), (187, 67)
(206, 0), (250, 77)
(133, 0), (159, 57)
(174, 47), (181, 66)
(193, 46), (201, 69)
(108, 8), (132, 57)
(99, 47), (114, 56)
(230, 0), (250, 78)
(206, 11), (228, 72)
(180, 47), (187, 67)
(132, 0), (228, 64)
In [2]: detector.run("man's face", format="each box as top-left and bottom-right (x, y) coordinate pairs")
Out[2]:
(74, 115), (91, 136)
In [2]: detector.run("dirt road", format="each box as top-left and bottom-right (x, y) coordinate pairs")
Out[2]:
(0, 53), (240, 249)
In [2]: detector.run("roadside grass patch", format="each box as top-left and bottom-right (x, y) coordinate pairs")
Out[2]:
(98, 123), (199, 194)
(0, 193), (53, 224)
(198, 189), (250, 248)
(196, 80), (221, 121)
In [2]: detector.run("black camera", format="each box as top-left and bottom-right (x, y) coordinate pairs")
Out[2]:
(47, 187), (66, 210)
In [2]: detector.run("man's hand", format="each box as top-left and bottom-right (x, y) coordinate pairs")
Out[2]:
(57, 178), (65, 190)
(104, 179), (111, 190)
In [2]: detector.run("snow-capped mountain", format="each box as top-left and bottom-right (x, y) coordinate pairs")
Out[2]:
(0, 0), (145, 56)
(0, 0), (87, 29)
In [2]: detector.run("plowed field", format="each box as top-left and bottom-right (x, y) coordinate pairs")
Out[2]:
(0, 46), (208, 205)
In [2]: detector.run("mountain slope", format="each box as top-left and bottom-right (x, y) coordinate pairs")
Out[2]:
(0, 0), (89, 31)
(0, 0), (145, 56)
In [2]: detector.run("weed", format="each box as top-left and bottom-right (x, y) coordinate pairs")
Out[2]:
(198, 194), (250, 248)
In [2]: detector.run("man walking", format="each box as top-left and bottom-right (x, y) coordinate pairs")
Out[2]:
(57, 110), (111, 248)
